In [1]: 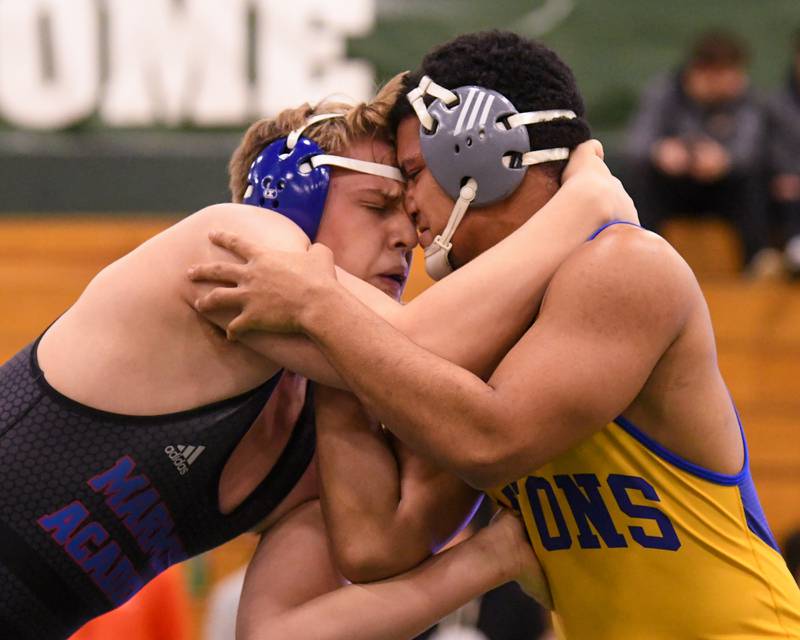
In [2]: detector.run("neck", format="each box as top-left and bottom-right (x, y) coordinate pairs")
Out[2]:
(451, 169), (560, 265)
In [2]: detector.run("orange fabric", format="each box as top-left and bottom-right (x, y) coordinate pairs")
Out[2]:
(69, 565), (192, 640)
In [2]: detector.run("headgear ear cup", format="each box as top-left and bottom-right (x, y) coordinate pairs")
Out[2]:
(242, 113), (404, 241)
(407, 75), (576, 279)
(421, 86), (531, 206)
(243, 136), (331, 241)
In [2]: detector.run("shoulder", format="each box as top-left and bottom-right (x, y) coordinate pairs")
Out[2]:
(570, 222), (690, 276)
(182, 203), (311, 253)
(542, 225), (698, 337)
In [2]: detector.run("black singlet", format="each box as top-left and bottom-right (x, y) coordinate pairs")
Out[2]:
(0, 335), (316, 639)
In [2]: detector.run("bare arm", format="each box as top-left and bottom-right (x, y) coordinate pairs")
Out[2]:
(238, 501), (545, 640)
(291, 228), (692, 489)
(190, 142), (636, 386)
(314, 385), (481, 583)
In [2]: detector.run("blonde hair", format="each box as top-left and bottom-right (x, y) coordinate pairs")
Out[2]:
(229, 72), (407, 202)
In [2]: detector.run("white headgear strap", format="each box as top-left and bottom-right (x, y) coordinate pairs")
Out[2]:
(425, 178), (478, 280)
(408, 76), (577, 279)
(286, 112), (404, 183)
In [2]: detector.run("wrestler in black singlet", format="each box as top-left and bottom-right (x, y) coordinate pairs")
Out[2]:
(0, 333), (316, 639)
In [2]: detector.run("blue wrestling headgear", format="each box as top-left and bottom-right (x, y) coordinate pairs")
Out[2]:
(406, 76), (577, 280)
(243, 112), (405, 240)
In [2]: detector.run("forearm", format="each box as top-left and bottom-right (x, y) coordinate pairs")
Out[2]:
(199, 306), (346, 388)
(195, 171), (617, 386)
(201, 185), (599, 388)
(315, 387), (480, 581)
(314, 388), (423, 580)
(384, 181), (613, 378)
(303, 285), (501, 487)
(253, 528), (512, 640)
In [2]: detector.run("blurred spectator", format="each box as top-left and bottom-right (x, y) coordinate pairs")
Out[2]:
(69, 565), (192, 640)
(204, 566), (247, 640)
(415, 501), (549, 640)
(766, 30), (800, 275)
(626, 30), (772, 272)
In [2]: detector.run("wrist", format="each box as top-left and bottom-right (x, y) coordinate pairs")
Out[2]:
(296, 278), (343, 335)
(555, 178), (614, 230)
(468, 521), (521, 585)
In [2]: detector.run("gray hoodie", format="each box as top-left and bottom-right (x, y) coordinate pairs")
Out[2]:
(766, 73), (800, 174)
(626, 71), (766, 174)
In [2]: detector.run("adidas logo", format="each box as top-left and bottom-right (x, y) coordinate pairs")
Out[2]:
(164, 444), (205, 476)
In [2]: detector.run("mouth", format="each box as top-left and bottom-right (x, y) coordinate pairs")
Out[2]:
(379, 272), (408, 287)
(376, 269), (409, 297)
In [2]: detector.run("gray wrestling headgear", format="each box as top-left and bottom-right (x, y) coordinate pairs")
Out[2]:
(407, 75), (577, 280)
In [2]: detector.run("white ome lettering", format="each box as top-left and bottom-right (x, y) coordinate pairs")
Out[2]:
(0, 0), (376, 129)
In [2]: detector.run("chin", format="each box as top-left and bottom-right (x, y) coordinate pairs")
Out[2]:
(371, 279), (403, 301)
(385, 286), (404, 302)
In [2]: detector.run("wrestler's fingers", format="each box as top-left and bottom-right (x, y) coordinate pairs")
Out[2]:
(562, 141), (611, 184)
(571, 139), (605, 164)
(209, 230), (259, 260)
(308, 242), (334, 260)
(194, 287), (243, 313)
(187, 262), (246, 283)
(588, 138), (604, 160)
(307, 242), (336, 273)
(226, 314), (250, 341)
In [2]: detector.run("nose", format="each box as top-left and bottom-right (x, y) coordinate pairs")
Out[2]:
(388, 204), (418, 251)
(404, 184), (420, 228)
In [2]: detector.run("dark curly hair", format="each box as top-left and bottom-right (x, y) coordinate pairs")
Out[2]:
(389, 30), (591, 177)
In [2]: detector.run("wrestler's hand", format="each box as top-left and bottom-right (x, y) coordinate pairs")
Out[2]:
(188, 230), (337, 339)
(560, 139), (639, 226)
(485, 508), (553, 610)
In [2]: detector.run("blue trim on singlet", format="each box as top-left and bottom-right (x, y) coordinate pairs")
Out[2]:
(739, 475), (781, 553)
(587, 218), (780, 551)
(613, 414), (746, 486)
(613, 410), (781, 552)
(587, 220), (641, 240)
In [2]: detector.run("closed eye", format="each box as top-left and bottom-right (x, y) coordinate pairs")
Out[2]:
(362, 202), (390, 213)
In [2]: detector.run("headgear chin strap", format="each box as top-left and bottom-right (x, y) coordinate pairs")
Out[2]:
(407, 75), (577, 280)
(424, 178), (477, 280)
(244, 112), (404, 240)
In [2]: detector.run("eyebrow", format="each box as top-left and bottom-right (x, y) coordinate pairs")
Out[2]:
(400, 154), (423, 179)
(357, 187), (404, 203)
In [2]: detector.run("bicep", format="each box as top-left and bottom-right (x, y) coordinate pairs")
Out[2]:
(180, 205), (347, 386)
(393, 441), (482, 550)
(236, 332), (347, 388)
(180, 204), (311, 300)
(489, 308), (656, 466)
(486, 235), (689, 476)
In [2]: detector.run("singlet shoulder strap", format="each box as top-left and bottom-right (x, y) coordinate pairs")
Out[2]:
(587, 220), (641, 241)
(220, 384), (317, 532)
